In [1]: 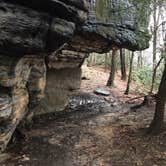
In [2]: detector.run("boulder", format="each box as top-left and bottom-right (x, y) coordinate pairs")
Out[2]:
(94, 89), (110, 96)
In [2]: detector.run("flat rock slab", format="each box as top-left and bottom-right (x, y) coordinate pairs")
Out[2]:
(94, 89), (110, 96)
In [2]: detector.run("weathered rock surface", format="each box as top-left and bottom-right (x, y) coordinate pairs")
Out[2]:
(94, 89), (110, 96)
(0, 0), (151, 152)
(6, 0), (88, 23)
(0, 0), (86, 55)
(47, 49), (88, 69)
(0, 0), (88, 152)
(69, 0), (150, 53)
(0, 54), (46, 152)
(33, 68), (82, 116)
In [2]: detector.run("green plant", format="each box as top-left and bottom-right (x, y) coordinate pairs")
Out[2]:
(132, 64), (164, 93)
(132, 66), (152, 86)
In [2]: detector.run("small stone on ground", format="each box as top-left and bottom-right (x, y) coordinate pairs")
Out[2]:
(94, 89), (110, 96)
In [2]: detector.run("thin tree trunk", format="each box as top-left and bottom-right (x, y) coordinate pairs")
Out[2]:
(148, 64), (166, 134)
(137, 51), (143, 68)
(126, 50), (130, 70)
(104, 53), (108, 72)
(153, 0), (157, 70)
(153, 30), (157, 70)
(120, 48), (127, 80)
(140, 52), (143, 68)
(124, 52), (134, 95)
(152, 0), (162, 87)
(107, 49), (116, 86)
(137, 54), (141, 69)
(150, 57), (164, 94)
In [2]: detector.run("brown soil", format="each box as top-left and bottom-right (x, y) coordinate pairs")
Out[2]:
(1, 66), (166, 166)
(81, 66), (144, 101)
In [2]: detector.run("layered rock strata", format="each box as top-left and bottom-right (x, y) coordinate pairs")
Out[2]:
(0, 0), (88, 152)
(69, 0), (150, 53)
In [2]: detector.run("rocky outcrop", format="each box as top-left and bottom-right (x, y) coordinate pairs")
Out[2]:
(0, 0), (150, 152)
(0, 0), (87, 56)
(0, 0), (88, 152)
(32, 49), (87, 116)
(33, 68), (82, 116)
(69, 0), (150, 53)
(0, 54), (45, 151)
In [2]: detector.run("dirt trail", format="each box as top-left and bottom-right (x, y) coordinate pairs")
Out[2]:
(81, 66), (144, 102)
(2, 66), (166, 166)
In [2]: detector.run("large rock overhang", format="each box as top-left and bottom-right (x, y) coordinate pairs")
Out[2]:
(5, 0), (88, 23)
(68, 0), (151, 53)
(0, 0), (151, 56)
(0, 0), (87, 56)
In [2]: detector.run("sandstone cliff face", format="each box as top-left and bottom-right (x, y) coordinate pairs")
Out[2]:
(0, 0), (150, 152)
(0, 0), (87, 152)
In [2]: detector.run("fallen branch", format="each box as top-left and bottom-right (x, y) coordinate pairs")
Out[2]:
(125, 95), (146, 103)
(125, 94), (157, 103)
(130, 94), (157, 110)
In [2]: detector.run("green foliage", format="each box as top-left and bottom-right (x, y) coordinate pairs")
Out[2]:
(136, 1), (151, 31)
(132, 66), (152, 86)
(132, 65), (164, 92)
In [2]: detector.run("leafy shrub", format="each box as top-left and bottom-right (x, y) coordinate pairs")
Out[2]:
(132, 65), (163, 93)
(132, 66), (152, 86)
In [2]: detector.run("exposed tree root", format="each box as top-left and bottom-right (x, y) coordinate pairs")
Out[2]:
(130, 94), (157, 110)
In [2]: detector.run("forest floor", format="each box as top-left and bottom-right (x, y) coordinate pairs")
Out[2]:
(1, 66), (166, 166)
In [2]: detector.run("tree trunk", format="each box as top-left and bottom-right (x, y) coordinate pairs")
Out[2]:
(120, 48), (127, 80)
(148, 64), (166, 134)
(104, 53), (108, 72)
(137, 51), (143, 68)
(107, 49), (116, 86)
(124, 52), (134, 95)
(150, 57), (163, 94)
(153, 0), (157, 70)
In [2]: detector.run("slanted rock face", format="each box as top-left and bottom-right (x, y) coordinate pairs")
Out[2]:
(0, 0), (150, 152)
